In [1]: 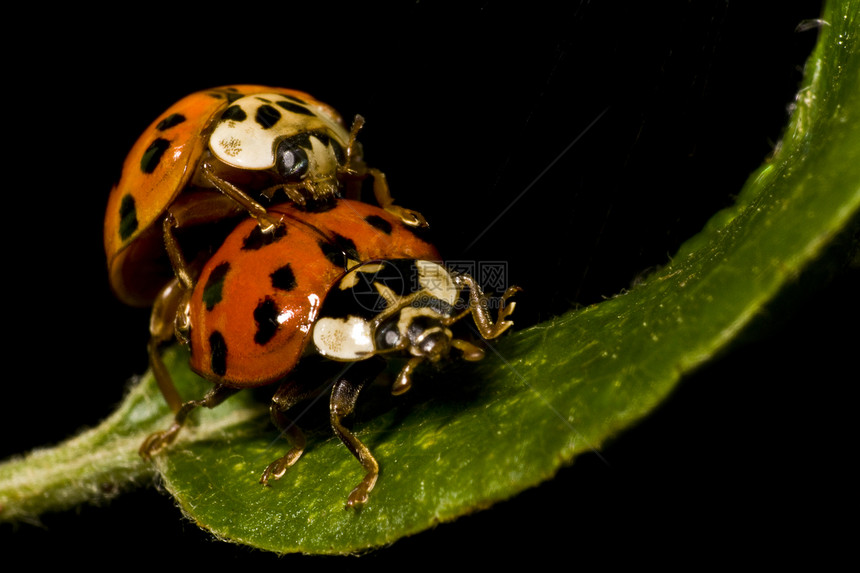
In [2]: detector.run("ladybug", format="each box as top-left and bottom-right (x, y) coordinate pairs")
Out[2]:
(105, 85), (426, 307)
(303, 258), (520, 507)
(140, 200), (519, 508)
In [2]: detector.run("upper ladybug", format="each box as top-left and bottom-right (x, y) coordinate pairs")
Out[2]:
(105, 85), (425, 307)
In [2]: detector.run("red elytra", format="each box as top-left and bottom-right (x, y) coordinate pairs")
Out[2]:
(187, 199), (440, 388)
(104, 85), (347, 307)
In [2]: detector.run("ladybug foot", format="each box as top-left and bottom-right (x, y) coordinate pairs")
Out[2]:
(493, 286), (523, 334)
(139, 425), (180, 460)
(259, 448), (303, 486)
(256, 214), (286, 236)
(345, 471), (378, 510)
(384, 205), (429, 228)
(471, 285), (522, 340)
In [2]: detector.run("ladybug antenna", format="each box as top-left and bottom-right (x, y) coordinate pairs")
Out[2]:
(345, 114), (365, 168)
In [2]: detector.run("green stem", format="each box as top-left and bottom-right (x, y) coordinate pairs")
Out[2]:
(0, 384), (152, 523)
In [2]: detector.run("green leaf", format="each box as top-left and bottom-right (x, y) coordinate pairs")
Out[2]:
(1, 0), (858, 556)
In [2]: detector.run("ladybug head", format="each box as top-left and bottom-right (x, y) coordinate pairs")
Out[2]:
(313, 260), (491, 397)
(207, 92), (351, 204)
(385, 304), (486, 396)
(388, 308), (454, 361)
(273, 132), (344, 202)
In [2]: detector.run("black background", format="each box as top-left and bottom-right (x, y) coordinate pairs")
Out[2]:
(2, 2), (855, 568)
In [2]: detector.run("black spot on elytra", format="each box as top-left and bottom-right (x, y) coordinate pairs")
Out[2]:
(276, 100), (315, 116)
(255, 104), (282, 128)
(156, 113), (186, 131)
(225, 91), (245, 103)
(140, 138), (170, 173)
(118, 194), (138, 240)
(356, 260), (413, 299)
(318, 233), (360, 268)
(202, 262), (230, 310)
(253, 297), (281, 345)
(241, 223), (287, 250)
(270, 264), (297, 291)
(221, 104), (247, 122)
(364, 215), (393, 234)
(323, 267), (392, 320)
(282, 94), (307, 105)
(207, 87), (244, 103)
(209, 331), (228, 376)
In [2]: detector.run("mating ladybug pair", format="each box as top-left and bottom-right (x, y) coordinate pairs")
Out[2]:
(104, 85), (519, 508)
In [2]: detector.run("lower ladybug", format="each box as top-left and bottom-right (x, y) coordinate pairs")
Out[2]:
(140, 200), (519, 508)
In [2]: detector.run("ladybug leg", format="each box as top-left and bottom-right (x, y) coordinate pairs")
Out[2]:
(148, 213), (201, 412)
(260, 376), (324, 486)
(201, 163), (284, 233)
(450, 275), (521, 340)
(147, 213), (207, 414)
(450, 339), (486, 361)
(330, 357), (387, 509)
(159, 190), (247, 288)
(139, 384), (238, 459)
(162, 213), (194, 290)
(338, 115), (367, 201)
(367, 167), (428, 228)
(148, 278), (188, 412)
(343, 114), (365, 174)
(259, 180), (313, 208)
(390, 356), (425, 396)
(367, 289), (428, 333)
(260, 176), (348, 211)
(340, 115), (428, 228)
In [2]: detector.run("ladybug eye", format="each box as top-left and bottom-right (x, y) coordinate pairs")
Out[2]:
(275, 140), (309, 180)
